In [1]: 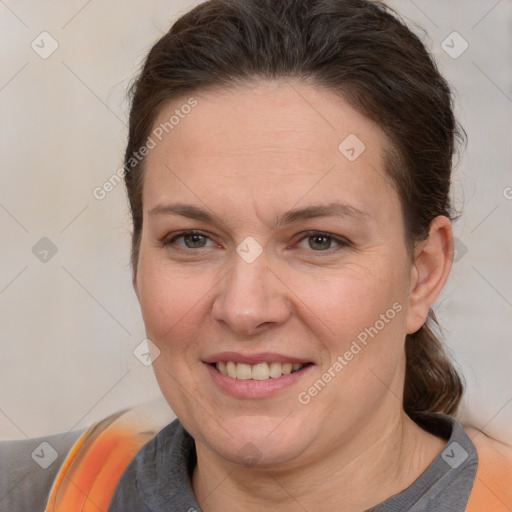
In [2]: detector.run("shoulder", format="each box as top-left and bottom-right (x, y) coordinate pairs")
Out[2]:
(465, 424), (512, 452)
(464, 425), (512, 512)
(109, 417), (197, 511)
(465, 424), (512, 467)
(46, 399), (176, 511)
(0, 429), (85, 512)
(0, 399), (175, 512)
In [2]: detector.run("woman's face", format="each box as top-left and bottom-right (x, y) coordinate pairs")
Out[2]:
(135, 81), (421, 466)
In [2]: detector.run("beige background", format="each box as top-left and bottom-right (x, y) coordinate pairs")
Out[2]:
(1, 0), (511, 442)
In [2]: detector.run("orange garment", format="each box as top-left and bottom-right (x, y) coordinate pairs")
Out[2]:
(44, 409), (158, 512)
(465, 427), (512, 512)
(44, 409), (512, 512)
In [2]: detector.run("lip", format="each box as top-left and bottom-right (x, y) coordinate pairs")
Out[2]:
(204, 360), (314, 399)
(203, 351), (312, 365)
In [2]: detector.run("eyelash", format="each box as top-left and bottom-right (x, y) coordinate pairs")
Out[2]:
(161, 230), (350, 254)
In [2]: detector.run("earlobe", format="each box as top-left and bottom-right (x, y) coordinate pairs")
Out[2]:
(406, 216), (453, 334)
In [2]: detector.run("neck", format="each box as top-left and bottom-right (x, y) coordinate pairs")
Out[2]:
(192, 409), (446, 512)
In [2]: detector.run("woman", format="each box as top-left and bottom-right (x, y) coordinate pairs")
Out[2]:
(1, 0), (511, 510)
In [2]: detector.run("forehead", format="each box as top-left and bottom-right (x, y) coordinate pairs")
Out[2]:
(142, 80), (399, 228)
(149, 80), (384, 162)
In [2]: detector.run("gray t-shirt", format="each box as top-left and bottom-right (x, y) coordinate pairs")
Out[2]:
(108, 413), (478, 511)
(0, 414), (477, 511)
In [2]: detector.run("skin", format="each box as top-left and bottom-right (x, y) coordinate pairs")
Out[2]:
(133, 80), (454, 511)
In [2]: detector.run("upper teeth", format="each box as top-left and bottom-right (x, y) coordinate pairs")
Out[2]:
(216, 361), (304, 380)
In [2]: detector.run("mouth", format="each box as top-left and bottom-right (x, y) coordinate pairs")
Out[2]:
(203, 352), (315, 398)
(211, 361), (313, 380)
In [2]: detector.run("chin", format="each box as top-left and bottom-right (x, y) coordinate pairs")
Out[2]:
(200, 413), (317, 467)
(224, 437), (310, 468)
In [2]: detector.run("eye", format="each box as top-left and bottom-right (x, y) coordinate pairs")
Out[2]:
(295, 231), (350, 252)
(163, 230), (216, 249)
(161, 230), (349, 254)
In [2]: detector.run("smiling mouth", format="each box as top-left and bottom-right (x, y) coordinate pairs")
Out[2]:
(211, 361), (312, 380)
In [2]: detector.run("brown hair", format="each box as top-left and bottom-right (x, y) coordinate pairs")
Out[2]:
(124, 0), (465, 420)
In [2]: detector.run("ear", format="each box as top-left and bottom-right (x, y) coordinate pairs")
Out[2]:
(406, 215), (454, 334)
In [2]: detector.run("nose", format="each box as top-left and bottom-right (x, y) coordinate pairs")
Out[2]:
(212, 251), (291, 337)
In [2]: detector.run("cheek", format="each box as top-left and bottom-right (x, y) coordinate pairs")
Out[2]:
(136, 258), (212, 412)
(300, 260), (408, 343)
(136, 257), (211, 351)
(344, 266), (409, 374)
(303, 260), (410, 399)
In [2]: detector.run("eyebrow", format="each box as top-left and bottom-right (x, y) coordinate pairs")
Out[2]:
(149, 201), (369, 228)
